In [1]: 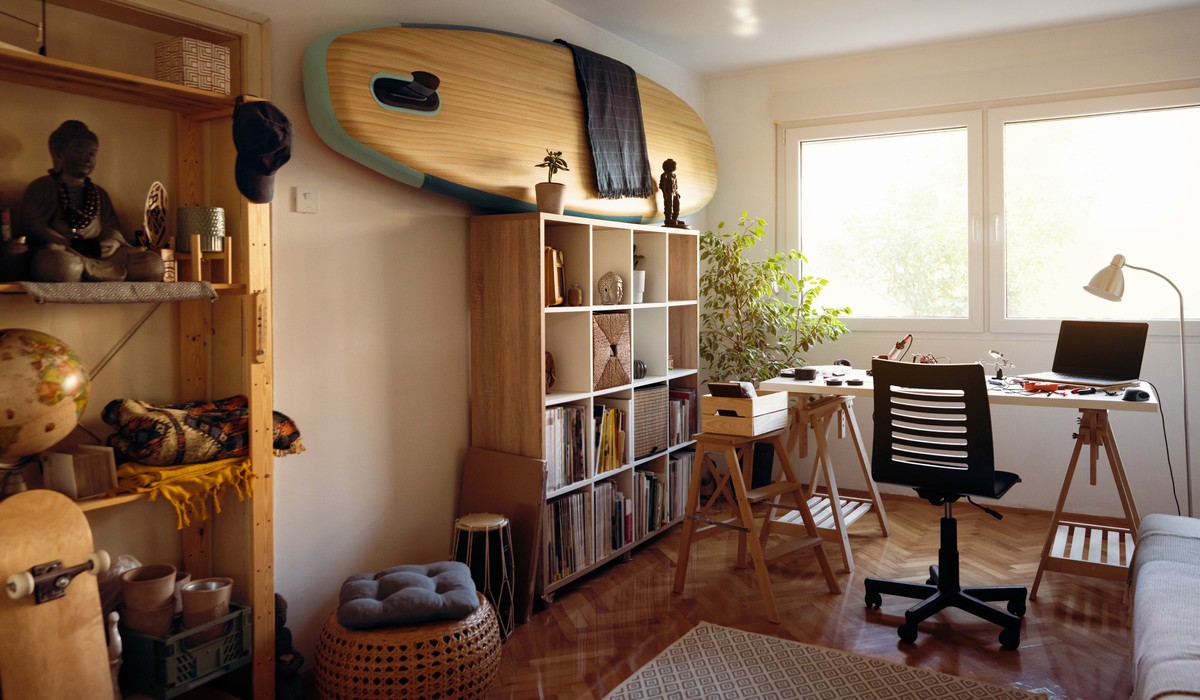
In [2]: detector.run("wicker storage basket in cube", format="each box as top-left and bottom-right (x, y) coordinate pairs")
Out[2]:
(633, 385), (669, 459)
(154, 37), (231, 94)
(592, 312), (631, 390)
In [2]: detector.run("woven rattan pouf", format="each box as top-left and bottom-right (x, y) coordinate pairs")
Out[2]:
(315, 593), (502, 699)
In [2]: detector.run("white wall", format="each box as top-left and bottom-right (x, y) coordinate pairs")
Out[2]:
(224, 0), (707, 669)
(703, 9), (1200, 518)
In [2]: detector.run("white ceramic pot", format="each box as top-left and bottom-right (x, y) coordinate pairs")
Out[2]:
(632, 270), (647, 304)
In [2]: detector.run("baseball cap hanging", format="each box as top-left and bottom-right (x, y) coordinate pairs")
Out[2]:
(232, 96), (293, 204)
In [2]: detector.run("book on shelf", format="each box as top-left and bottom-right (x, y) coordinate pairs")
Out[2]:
(667, 450), (693, 522)
(635, 470), (668, 538)
(594, 481), (612, 559)
(545, 404), (587, 492)
(668, 386), (697, 444)
(544, 491), (591, 584)
(623, 493), (633, 546)
(593, 399), (628, 474)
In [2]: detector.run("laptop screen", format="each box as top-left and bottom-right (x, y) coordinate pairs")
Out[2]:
(1052, 320), (1149, 380)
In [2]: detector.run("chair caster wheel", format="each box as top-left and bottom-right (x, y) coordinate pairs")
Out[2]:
(1007, 599), (1027, 617)
(898, 623), (918, 644)
(865, 591), (882, 609)
(999, 628), (1021, 650)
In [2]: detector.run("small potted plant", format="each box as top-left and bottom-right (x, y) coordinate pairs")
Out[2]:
(535, 149), (569, 215)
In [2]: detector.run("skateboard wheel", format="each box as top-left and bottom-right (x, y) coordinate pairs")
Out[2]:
(88, 550), (111, 576)
(6, 571), (35, 600)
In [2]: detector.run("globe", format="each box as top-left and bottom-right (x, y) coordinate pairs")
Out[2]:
(0, 329), (90, 465)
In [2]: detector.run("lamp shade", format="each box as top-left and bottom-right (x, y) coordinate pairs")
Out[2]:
(1084, 254), (1126, 301)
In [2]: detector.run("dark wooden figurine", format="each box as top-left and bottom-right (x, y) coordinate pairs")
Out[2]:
(659, 158), (689, 229)
(19, 120), (163, 282)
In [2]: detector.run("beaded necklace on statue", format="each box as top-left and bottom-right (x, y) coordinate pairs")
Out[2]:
(51, 169), (100, 234)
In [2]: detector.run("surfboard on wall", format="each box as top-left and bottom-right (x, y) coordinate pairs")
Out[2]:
(303, 23), (717, 223)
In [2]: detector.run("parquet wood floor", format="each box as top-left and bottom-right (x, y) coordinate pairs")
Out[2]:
(490, 493), (1132, 699)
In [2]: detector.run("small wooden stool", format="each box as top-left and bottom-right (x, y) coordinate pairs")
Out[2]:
(673, 429), (840, 623)
(451, 512), (516, 639)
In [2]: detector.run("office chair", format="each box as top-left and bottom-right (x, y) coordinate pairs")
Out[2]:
(864, 360), (1027, 650)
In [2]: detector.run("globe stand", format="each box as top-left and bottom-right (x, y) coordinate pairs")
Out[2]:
(0, 458), (34, 501)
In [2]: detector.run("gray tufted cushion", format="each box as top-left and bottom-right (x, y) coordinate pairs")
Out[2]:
(337, 561), (479, 630)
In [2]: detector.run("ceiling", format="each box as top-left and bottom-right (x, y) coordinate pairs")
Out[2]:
(548, 0), (1200, 75)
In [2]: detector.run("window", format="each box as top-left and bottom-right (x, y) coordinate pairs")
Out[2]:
(991, 96), (1200, 330)
(783, 90), (1200, 333)
(786, 113), (981, 331)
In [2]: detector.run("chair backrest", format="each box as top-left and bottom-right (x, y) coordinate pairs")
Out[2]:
(871, 359), (996, 499)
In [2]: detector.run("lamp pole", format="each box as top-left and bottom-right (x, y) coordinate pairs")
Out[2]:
(1124, 263), (1192, 517)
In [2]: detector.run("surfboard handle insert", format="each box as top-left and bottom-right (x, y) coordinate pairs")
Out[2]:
(374, 71), (441, 112)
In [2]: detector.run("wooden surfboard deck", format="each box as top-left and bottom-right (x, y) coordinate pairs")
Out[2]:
(303, 24), (717, 223)
(0, 490), (111, 699)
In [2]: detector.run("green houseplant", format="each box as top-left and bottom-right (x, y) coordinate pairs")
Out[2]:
(534, 149), (569, 214)
(700, 213), (850, 385)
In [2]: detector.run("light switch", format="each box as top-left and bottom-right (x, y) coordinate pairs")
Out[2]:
(293, 186), (318, 214)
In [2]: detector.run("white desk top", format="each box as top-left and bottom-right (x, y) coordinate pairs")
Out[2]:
(759, 365), (1159, 413)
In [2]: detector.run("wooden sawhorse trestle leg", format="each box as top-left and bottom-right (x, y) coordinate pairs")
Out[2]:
(1030, 408), (1140, 600)
(768, 397), (890, 572)
(672, 430), (840, 624)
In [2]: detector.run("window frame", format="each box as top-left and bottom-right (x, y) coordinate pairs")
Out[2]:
(781, 110), (985, 334)
(780, 89), (1200, 338)
(986, 88), (1200, 336)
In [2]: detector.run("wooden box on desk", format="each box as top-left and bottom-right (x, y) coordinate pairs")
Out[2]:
(700, 391), (788, 437)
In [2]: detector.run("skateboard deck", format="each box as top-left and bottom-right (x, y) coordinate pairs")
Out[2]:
(303, 23), (718, 223)
(0, 489), (112, 699)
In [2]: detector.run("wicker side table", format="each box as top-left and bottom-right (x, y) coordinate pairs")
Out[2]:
(315, 593), (502, 699)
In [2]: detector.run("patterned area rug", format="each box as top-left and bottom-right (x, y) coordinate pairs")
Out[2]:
(605, 622), (1046, 699)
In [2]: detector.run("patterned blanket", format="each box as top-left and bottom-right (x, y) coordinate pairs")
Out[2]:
(103, 394), (304, 466)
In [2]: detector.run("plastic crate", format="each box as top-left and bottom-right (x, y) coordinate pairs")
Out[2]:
(121, 604), (251, 699)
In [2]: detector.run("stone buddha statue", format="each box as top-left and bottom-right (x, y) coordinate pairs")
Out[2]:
(19, 120), (163, 282)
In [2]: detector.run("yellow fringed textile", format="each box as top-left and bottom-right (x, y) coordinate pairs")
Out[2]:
(114, 457), (255, 529)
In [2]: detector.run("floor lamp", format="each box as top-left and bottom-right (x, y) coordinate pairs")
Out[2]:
(1085, 254), (1192, 517)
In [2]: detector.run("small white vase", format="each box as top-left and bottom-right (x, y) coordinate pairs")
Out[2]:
(535, 182), (566, 215)
(632, 270), (647, 304)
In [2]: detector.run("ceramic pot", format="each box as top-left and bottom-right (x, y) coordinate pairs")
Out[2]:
(122, 600), (175, 637)
(535, 182), (566, 215)
(181, 577), (233, 643)
(632, 270), (647, 304)
(121, 564), (177, 611)
(567, 283), (583, 306)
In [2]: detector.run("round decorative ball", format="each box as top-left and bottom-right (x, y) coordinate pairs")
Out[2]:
(0, 329), (90, 464)
(597, 271), (624, 305)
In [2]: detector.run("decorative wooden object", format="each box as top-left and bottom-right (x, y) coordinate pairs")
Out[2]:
(304, 24), (718, 222)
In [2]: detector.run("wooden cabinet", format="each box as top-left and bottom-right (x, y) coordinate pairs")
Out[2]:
(466, 212), (698, 611)
(0, 0), (274, 696)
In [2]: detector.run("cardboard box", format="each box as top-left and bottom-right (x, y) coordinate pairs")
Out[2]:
(700, 391), (788, 437)
(42, 445), (117, 500)
(154, 37), (231, 94)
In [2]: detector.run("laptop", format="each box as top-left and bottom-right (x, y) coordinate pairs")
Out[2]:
(1018, 320), (1148, 388)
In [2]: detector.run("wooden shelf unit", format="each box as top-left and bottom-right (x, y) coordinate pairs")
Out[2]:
(466, 212), (699, 609)
(0, 1), (275, 696)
